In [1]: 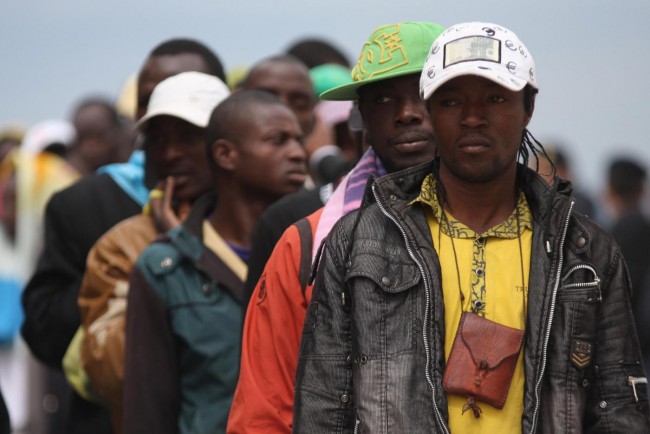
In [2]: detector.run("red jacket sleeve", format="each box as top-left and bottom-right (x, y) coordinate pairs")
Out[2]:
(227, 211), (320, 434)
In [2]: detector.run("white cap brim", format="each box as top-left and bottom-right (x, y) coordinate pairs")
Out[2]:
(421, 62), (528, 101)
(135, 105), (210, 130)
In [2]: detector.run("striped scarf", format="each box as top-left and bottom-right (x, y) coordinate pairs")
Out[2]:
(312, 147), (386, 260)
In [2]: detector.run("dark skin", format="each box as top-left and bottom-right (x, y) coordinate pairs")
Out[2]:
(143, 116), (214, 233)
(209, 103), (307, 250)
(152, 102), (307, 250)
(68, 103), (123, 175)
(243, 61), (316, 139)
(427, 75), (534, 234)
(357, 73), (436, 174)
(135, 52), (216, 231)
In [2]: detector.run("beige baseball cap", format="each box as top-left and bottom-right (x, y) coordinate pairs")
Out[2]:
(135, 71), (230, 130)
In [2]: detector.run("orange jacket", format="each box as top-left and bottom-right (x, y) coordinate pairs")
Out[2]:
(227, 208), (322, 434)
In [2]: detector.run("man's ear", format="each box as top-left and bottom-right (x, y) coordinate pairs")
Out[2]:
(212, 138), (237, 171)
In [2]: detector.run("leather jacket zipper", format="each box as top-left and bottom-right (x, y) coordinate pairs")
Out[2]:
(373, 185), (451, 434)
(530, 199), (575, 433)
(562, 264), (601, 302)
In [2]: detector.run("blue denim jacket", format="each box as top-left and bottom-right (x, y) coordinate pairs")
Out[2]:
(294, 163), (649, 433)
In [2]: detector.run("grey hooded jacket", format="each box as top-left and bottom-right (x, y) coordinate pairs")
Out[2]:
(293, 162), (650, 433)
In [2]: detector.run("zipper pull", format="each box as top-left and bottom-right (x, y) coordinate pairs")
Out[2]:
(628, 376), (647, 402)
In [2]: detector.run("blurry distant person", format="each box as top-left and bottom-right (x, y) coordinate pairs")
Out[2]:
(0, 125), (24, 162)
(240, 56), (316, 144)
(286, 37), (350, 68)
(535, 144), (596, 218)
(20, 119), (76, 158)
(239, 62), (360, 307)
(0, 127), (77, 433)
(242, 55), (343, 169)
(607, 158), (650, 371)
(66, 98), (128, 176)
(21, 38), (227, 434)
(123, 90), (307, 434)
(78, 72), (230, 433)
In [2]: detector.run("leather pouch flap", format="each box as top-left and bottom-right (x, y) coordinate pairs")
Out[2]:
(459, 313), (524, 369)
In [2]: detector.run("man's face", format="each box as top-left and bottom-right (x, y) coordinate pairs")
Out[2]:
(427, 75), (532, 184)
(244, 61), (316, 137)
(137, 53), (211, 120)
(143, 116), (213, 202)
(73, 103), (122, 171)
(357, 73), (436, 173)
(227, 103), (307, 202)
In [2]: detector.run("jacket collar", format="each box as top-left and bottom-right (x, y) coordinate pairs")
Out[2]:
(168, 191), (244, 304)
(371, 159), (574, 234)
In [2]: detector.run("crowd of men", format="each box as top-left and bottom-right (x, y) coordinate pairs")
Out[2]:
(0, 19), (649, 434)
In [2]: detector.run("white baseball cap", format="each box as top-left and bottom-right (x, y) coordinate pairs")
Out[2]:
(135, 71), (230, 130)
(420, 22), (537, 100)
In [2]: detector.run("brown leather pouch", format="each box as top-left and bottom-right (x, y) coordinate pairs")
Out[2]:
(442, 312), (524, 415)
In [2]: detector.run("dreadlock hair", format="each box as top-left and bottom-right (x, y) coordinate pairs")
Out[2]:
(518, 85), (554, 179)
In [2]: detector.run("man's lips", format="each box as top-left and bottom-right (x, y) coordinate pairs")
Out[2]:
(287, 168), (308, 184)
(457, 136), (491, 153)
(390, 131), (434, 153)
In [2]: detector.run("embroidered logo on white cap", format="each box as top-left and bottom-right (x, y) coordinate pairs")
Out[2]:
(420, 22), (537, 100)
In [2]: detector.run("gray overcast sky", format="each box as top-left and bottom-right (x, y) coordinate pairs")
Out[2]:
(2, 0), (649, 198)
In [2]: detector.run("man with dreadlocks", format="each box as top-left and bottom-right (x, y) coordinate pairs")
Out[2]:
(293, 22), (650, 433)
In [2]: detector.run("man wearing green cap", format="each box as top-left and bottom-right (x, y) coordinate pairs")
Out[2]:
(227, 21), (444, 434)
(294, 21), (650, 433)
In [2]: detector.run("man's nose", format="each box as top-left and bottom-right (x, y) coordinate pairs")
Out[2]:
(460, 102), (488, 128)
(396, 97), (425, 126)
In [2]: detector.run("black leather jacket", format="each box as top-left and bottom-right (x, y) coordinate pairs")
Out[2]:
(294, 162), (650, 433)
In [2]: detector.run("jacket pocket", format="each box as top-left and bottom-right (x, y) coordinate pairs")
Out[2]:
(345, 248), (421, 294)
(595, 361), (648, 407)
(558, 263), (601, 303)
(344, 244), (421, 357)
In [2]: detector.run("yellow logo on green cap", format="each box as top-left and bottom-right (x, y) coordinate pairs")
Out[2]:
(352, 24), (409, 81)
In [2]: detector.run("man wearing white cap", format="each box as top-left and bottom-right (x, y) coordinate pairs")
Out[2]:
(294, 22), (649, 432)
(78, 71), (229, 433)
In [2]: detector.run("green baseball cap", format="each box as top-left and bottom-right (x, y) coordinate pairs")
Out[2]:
(320, 21), (445, 101)
(309, 63), (353, 99)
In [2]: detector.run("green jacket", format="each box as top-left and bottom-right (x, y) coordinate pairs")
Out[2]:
(123, 193), (244, 434)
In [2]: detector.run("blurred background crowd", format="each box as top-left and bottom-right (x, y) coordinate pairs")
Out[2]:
(1, 0), (650, 433)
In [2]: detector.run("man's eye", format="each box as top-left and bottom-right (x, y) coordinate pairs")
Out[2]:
(375, 96), (392, 104)
(440, 99), (458, 107)
(290, 97), (313, 111)
(269, 133), (287, 145)
(488, 95), (506, 103)
(145, 134), (164, 147)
